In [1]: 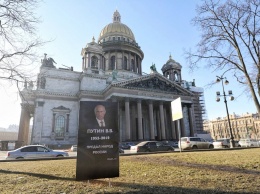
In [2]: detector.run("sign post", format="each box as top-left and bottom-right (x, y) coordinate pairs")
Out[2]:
(171, 97), (183, 152)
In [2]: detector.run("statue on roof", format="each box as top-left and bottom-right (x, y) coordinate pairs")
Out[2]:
(41, 53), (56, 68)
(150, 63), (157, 72)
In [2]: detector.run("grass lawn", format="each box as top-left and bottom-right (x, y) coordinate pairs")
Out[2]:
(0, 148), (259, 194)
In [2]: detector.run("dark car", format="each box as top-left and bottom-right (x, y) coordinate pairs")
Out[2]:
(120, 142), (136, 150)
(130, 141), (174, 153)
(164, 140), (179, 148)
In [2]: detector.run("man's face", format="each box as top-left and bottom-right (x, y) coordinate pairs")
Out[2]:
(95, 105), (106, 120)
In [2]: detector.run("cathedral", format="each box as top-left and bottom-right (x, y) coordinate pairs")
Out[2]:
(17, 10), (205, 148)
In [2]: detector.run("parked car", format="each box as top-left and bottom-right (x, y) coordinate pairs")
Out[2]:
(213, 138), (239, 148)
(163, 140), (179, 148)
(178, 137), (214, 150)
(6, 145), (69, 160)
(119, 142), (136, 150)
(238, 139), (259, 147)
(70, 145), (77, 152)
(119, 148), (124, 153)
(130, 141), (174, 153)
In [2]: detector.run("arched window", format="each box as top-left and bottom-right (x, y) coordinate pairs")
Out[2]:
(136, 63), (139, 73)
(91, 56), (98, 69)
(131, 59), (135, 72)
(102, 57), (106, 70)
(123, 56), (127, 70)
(55, 115), (65, 138)
(110, 56), (115, 70)
(174, 72), (178, 81)
(52, 106), (70, 140)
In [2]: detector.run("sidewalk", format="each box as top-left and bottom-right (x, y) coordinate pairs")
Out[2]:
(0, 151), (7, 160)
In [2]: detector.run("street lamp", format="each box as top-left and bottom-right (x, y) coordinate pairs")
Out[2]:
(216, 75), (235, 148)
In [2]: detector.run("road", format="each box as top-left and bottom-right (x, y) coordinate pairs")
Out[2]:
(0, 148), (200, 160)
(0, 151), (6, 160)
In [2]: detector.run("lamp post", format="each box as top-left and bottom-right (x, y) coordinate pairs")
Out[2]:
(216, 75), (235, 148)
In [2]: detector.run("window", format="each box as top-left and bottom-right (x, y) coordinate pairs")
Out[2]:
(91, 56), (98, 69)
(21, 147), (37, 152)
(149, 142), (156, 146)
(123, 56), (127, 70)
(52, 106), (71, 140)
(166, 72), (169, 78)
(131, 59), (134, 71)
(40, 77), (46, 89)
(110, 56), (115, 70)
(174, 72), (178, 81)
(191, 138), (201, 142)
(37, 146), (49, 152)
(55, 116), (65, 138)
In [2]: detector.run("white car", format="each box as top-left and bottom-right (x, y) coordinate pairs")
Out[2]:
(70, 145), (77, 152)
(238, 139), (259, 147)
(213, 138), (239, 148)
(178, 137), (214, 150)
(6, 145), (69, 160)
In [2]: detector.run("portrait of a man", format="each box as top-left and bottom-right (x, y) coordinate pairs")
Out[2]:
(82, 103), (115, 129)
(94, 104), (107, 128)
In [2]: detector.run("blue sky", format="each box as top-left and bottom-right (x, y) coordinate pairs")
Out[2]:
(0, 0), (257, 128)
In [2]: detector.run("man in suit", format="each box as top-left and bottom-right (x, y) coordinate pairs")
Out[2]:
(94, 104), (107, 127)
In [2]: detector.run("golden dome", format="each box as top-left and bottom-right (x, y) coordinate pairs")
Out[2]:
(98, 10), (135, 42)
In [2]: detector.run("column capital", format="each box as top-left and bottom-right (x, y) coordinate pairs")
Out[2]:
(148, 100), (153, 104)
(111, 97), (117, 102)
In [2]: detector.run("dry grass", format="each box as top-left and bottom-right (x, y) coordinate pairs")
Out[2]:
(0, 148), (259, 194)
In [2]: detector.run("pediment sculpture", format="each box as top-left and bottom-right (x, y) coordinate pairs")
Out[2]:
(124, 77), (180, 94)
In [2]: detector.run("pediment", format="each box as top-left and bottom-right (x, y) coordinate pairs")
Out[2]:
(110, 73), (193, 96)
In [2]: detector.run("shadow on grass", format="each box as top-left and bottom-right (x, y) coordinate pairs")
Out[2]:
(0, 169), (74, 181)
(0, 168), (254, 193)
(80, 179), (245, 194)
(133, 156), (260, 176)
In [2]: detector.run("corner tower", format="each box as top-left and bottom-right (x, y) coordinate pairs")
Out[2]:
(161, 54), (182, 85)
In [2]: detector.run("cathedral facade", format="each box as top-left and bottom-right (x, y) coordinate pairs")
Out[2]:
(17, 11), (204, 148)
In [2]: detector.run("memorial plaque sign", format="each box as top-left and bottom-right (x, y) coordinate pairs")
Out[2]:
(76, 101), (119, 180)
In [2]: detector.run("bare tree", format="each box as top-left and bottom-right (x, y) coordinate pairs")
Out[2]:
(0, 0), (44, 89)
(186, 0), (260, 115)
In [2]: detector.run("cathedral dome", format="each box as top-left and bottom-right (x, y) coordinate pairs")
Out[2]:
(98, 10), (135, 42)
